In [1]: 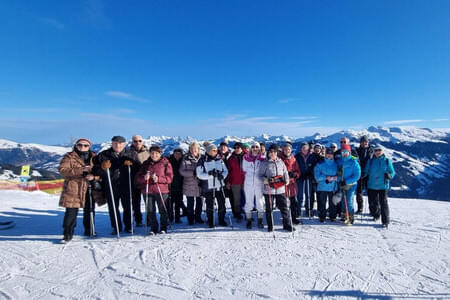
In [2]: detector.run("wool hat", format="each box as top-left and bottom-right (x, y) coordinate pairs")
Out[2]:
(75, 138), (92, 146)
(251, 141), (260, 148)
(149, 145), (162, 153)
(314, 143), (322, 149)
(219, 141), (228, 147)
(360, 135), (369, 143)
(373, 144), (384, 151)
(204, 142), (217, 153)
(233, 142), (243, 149)
(341, 144), (351, 152)
(242, 143), (250, 149)
(111, 136), (126, 143)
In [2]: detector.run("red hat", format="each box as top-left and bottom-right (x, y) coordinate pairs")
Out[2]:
(341, 144), (351, 152)
(75, 138), (92, 146)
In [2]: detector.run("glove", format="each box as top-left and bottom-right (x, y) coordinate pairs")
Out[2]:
(208, 170), (215, 176)
(340, 181), (346, 188)
(384, 173), (392, 180)
(217, 172), (224, 181)
(263, 178), (269, 185)
(325, 179), (330, 184)
(124, 160), (133, 166)
(101, 160), (111, 170)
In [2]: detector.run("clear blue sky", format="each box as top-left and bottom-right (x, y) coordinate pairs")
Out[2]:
(1, 0), (449, 144)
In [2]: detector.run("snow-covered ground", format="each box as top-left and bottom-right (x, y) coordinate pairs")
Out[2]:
(0, 190), (449, 299)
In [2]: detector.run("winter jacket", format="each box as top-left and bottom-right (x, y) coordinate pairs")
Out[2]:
(242, 153), (265, 188)
(59, 150), (104, 208)
(336, 155), (361, 189)
(226, 152), (245, 185)
(218, 151), (231, 165)
(130, 144), (150, 164)
(294, 152), (319, 180)
(179, 153), (201, 197)
(96, 147), (139, 189)
(136, 157), (173, 194)
(279, 153), (301, 197)
(168, 155), (183, 192)
(258, 158), (289, 195)
(356, 146), (373, 170)
(314, 158), (338, 192)
(364, 154), (395, 190)
(196, 154), (228, 192)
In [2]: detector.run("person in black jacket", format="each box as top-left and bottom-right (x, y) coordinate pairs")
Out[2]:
(168, 148), (187, 223)
(355, 135), (373, 213)
(96, 136), (139, 234)
(295, 142), (320, 217)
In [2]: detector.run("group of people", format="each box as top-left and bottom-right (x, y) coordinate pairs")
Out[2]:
(58, 134), (395, 242)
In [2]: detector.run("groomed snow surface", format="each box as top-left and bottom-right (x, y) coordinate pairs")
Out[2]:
(0, 190), (449, 299)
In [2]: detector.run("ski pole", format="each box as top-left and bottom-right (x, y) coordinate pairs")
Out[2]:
(286, 186), (294, 238)
(221, 186), (233, 230)
(267, 183), (276, 240)
(155, 174), (170, 232)
(343, 190), (350, 224)
(88, 183), (95, 237)
(128, 165), (134, 235)
(106, 168), (120, 238)
(145, 171), (150, 235)
(307, 178), (311, 219)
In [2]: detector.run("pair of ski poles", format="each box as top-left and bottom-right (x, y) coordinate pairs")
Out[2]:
(143, 171), (170, 235)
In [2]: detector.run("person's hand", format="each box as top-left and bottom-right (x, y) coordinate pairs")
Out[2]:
(384, 173), (392, 180)
(144, 174), (151, 181)
(101, 160), (111, 170)
(124, 160), (133, 166)
(263, 178), (269, 185)
(152, 174), (158, 183)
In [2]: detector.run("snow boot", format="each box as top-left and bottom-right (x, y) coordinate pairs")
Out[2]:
(283, 224), (296, 232)
(258, 218), (264, 229)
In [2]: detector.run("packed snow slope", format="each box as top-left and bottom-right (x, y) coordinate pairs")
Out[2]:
(0, 190), (449, 299)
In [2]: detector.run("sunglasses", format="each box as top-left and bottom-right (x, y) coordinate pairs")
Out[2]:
(76, 144), (90, 148)
(133, 140), (142, 143)
(251, 146), (259, 149)
(375, 149), (382, 152)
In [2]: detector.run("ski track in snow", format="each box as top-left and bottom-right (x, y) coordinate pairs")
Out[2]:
(0, 190), (449, 299)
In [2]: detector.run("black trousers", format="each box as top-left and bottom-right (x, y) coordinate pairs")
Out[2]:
(204, 190), (226, 227)
(146, 193), (169, 233)
(287, 196), (298, 221)
(132, 187), (143, 225)
(368, 189), (390, 225)
(168, 190), (187, 222)
(317, 191), (337, 220)
(62, 205), (95, 236)
(356, 177), (368, 211)
(264, 193), (291, 229)
(186, 196), (203, 223)
(107, 187), (132, 232)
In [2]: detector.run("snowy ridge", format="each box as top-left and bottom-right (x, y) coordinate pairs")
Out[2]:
(0, 138), (71, 155)
(0, 190), (448, 299)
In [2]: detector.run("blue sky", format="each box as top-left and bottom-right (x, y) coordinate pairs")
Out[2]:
(1, 0), (449, 144)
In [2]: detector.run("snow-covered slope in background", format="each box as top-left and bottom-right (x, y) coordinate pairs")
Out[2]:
(0, 190), (448, 299)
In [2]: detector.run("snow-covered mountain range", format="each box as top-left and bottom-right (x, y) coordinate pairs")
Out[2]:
(1, 126), (450, 200)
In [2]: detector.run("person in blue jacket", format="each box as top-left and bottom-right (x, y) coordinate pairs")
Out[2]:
(363, 144), (395, 228)
(314, 147), (339, 222)
(336, 144), (361, 224)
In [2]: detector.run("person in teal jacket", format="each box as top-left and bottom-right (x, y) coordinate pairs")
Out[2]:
(363, 144), (395, 228)
(336, 144), (361, 224)
(314, 148), (339, 222)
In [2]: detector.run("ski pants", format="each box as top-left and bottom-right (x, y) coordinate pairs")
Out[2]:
(107, 187), (131, 232)
(186, 196), (203, 223)
(341, 185), (357, 215)
(264, 193), (292, 229)
(296, 178), (314, 216)
(231, 184), (243, 217)
(204, 190), (226, 227)
(62, 202), (95, 236)
(146, 193), (169, 233)
(317, 191), (337, 220)
(368, 189), (390, 225)
(169, 190), (187, 222)
(356, 177), (368, 211)
(243, 184), (264, 217)
(132, 186), (143, 225)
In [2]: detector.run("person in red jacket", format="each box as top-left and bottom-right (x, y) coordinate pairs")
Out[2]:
(279, 142), (301, 224)
(226, 142), (245, 221)
(136, 145), (173, 234)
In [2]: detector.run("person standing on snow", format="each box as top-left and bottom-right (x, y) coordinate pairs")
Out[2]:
(59, 138), (104, 242)
(336, 144), (361, 225)
(259, 144), (295, 232)
(196, 142), (229, 228)
(179, 142), (204, 225)
(314, 147), (339, 222)
(226, 142), (246, 222)
(168, 148), (187, 223)
(295, 142), (319, 218)
(279, 142), (301, 224)
(97, 136), (138, 235)
(356, 135), (373, 214)
(136, 145), (173, 234)
(363, 144), (395, 228)
(129, 135), (149, 227)
(242, 142), (266, 229)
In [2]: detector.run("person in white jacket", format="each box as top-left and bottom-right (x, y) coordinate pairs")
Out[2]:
(196, 142), (229, 228)
(242, 142), (266, 229)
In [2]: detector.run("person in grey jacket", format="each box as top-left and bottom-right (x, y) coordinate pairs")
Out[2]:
(179, 141), (204, 225)
(259, 144), (295, 232)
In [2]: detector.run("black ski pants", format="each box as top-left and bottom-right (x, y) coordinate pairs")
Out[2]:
(264, 193), (291, 229)
(368, 189), (390, 225)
